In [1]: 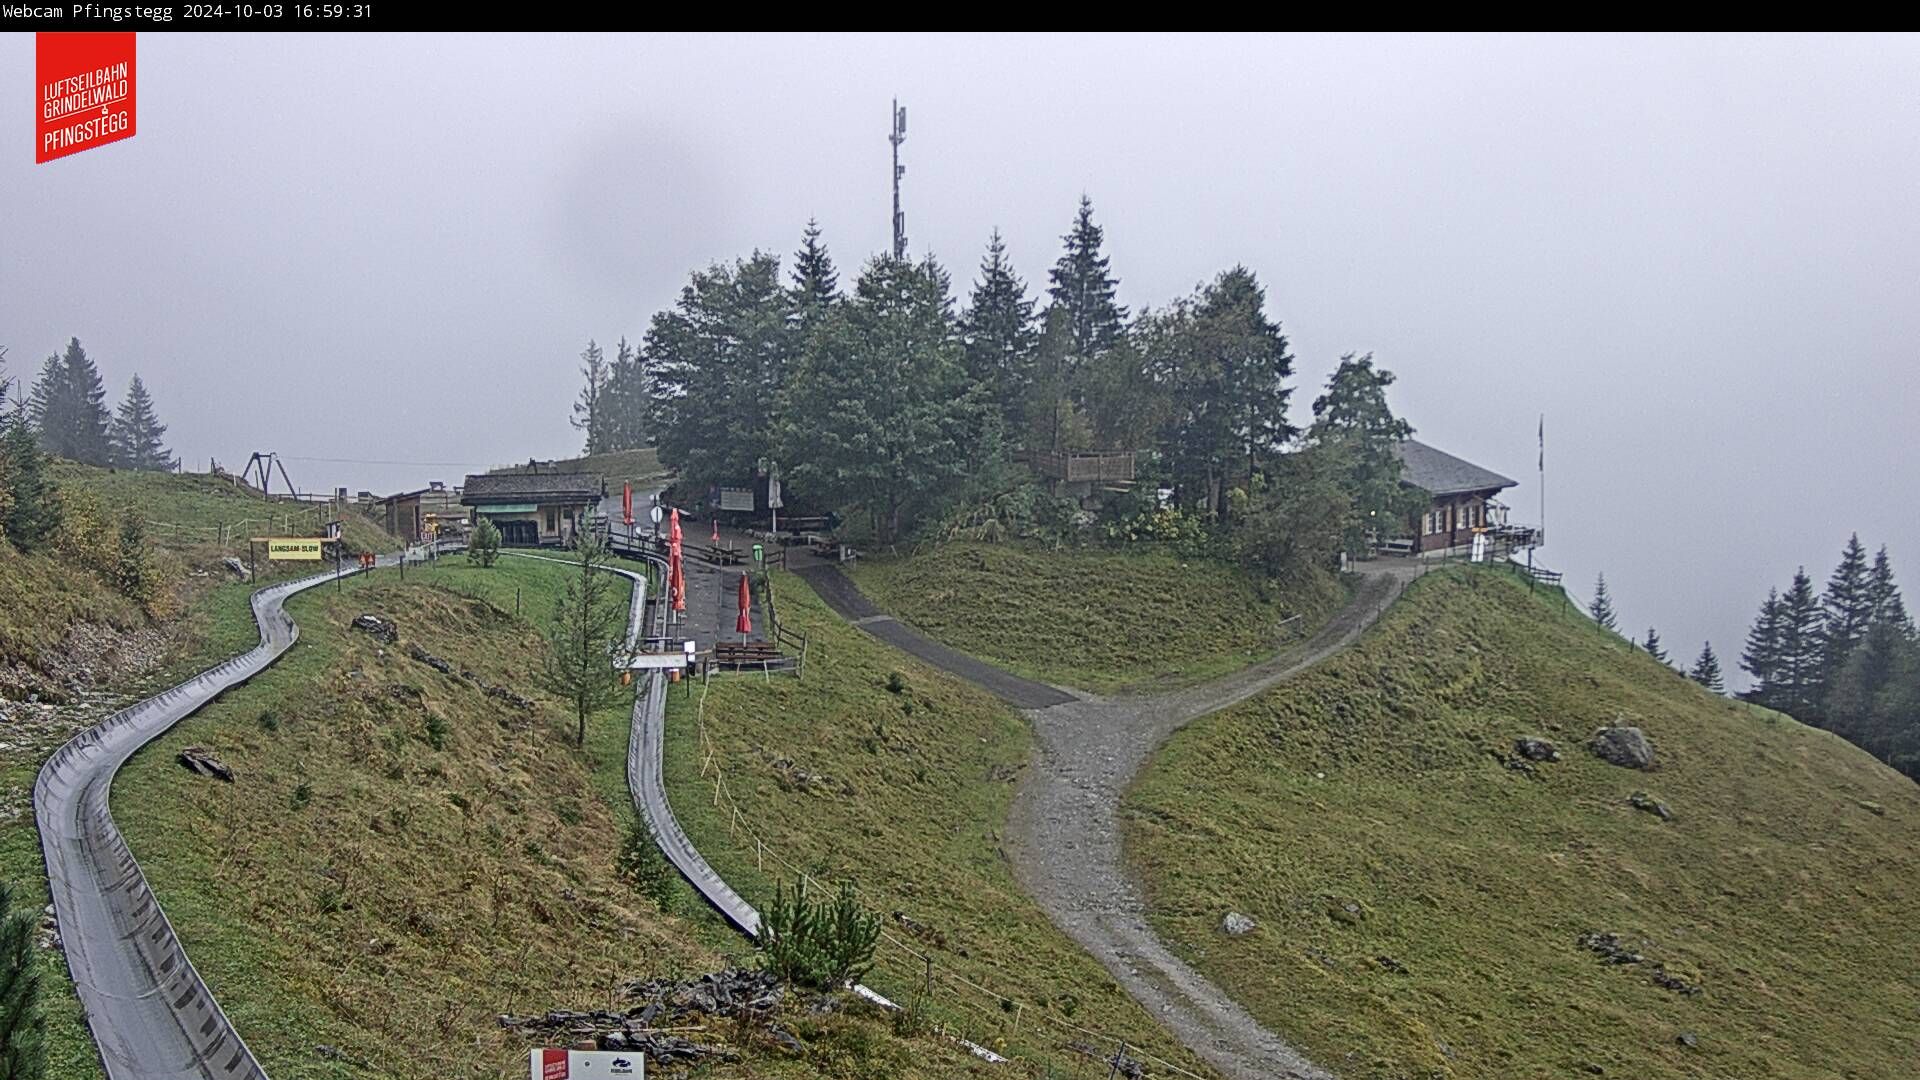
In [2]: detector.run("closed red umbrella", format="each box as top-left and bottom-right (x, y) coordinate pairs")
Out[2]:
(668, 508), (686, 613)
(736, 572), (753, 637)
(711, 516), (720, 544)
(622, 483), (633, 528)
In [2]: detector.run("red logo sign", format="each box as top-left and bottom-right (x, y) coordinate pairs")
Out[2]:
(37, 32), (137, 164)
(540, 1048), (569, 1080)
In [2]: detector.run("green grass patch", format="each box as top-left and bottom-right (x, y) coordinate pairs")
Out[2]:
(109, 554), (979, 1078)
(660, 568), (1222, 1077)
(1127, 564), (1920, 1080)
(849, 541), (1347, 694)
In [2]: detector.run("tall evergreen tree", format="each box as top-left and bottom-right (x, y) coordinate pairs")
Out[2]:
(597, 337), (652, 452)
(650, 253), (791, 489)
(1820, 534), (1874, 683)
(1047, 196), (1128, 365)
(27, 338), (112, 465)
(0, 878), (47, 1080)
(1741, 588), (1785, 709)
(108, 375), (174, 471)
(1774, 567), (1826, 719)
(1866, 545), (1910, 632)
(1309, 353), (1420, 553)
(1144, 267), (1295, 515)
(1689, 642), (1725, 693)
(1644, 626), (1670, 666)
(959, 229), (1039, 435)
(790, 219), (840, 314)
(776, 256), (979, 543)
(1589, 573), (1618, 632)
(570, 340), (610, 454)
(0, 419), (58, 552)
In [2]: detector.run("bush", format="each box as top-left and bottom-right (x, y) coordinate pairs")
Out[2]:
(615, 820), (677, 913)
(468, 516), (501, 567)
(757, 877), (880, 990)
(424, 712), (448, 750)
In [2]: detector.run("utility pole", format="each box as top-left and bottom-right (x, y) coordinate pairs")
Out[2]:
(890, 98), (907, 260)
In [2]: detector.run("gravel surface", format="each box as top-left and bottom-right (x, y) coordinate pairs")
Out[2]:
(820, 558), (1425, 1080)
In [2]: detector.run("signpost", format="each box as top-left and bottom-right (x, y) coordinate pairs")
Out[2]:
(263, 538), (323, 560)
(529, 1049), (643, 1079)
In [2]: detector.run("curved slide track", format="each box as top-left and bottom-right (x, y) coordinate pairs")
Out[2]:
(34, 550), (441, 1080)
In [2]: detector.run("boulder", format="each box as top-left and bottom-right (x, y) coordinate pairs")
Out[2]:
(1514, 737), (1560, 762)
(1589, 726), (1655, 770)
(1221, 911), (1257, 936)
(350, 614), (398, 643)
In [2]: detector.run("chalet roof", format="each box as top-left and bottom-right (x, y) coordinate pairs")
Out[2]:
(1397, 439), (1517, 497)
(461, 472), (602, 505)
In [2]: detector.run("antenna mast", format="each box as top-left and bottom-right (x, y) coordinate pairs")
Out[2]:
(890, 98), (908, 259)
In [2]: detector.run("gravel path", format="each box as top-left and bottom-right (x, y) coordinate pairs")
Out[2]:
(814, 559), (1424, 1080)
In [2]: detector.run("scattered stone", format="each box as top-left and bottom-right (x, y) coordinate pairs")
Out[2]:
(1576, 930), (1643, 965)
(767, 1025), (805, 1054)
(1629, 791), (1674, 821)
(894, 910), (949, 949)
(500, 968), (784, 1066)
(405, 642), (453, 674)
(1325, 897), (1368, 925)
(349, 614), (397, 643)
(1858, 800), (1886, 817)
(1589, 726), (1656, 770)
(1221, 911), (1258, 937)
(1374, 954), (1409, 974)
(1514, 737), (1560, 762)
(1651, 965), (1703, 996)
(176, 746), (234, 782)
(1676, 1031), (1699, 1048)
(223, 556), (248, 578)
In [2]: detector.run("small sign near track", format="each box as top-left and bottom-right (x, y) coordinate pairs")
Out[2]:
(530, 1049), (643, 1078)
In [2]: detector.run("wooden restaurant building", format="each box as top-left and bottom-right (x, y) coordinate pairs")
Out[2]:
(459, 472), (604, 547)
(1394, 439), (1523, 557)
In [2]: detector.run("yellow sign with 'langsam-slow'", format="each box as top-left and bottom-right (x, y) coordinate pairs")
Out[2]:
(265, 538), (324, 561)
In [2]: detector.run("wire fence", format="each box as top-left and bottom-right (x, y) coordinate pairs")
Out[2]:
(686, 678), (1215, 1080)
(142, 500), (353, 549)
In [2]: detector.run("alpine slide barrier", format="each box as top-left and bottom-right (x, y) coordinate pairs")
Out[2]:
(36, 541), (1209, 1080)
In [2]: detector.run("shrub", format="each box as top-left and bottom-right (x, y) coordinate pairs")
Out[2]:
(468, 516), (501, 567)
(616, 820), (677, 913)
(757, 877), (880, 990)
(424, 712), (448, 750)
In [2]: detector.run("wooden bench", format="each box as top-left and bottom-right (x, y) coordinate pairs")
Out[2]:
(712, 641), (784, 668)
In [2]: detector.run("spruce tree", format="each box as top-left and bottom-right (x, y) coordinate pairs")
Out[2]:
(1047, 196), (1128, 363)
(539, 529), (624, 748)
(0, 878), (47, 1080)
(1689, 642), (1725, 693)
(790, 219), (840, 314)
(1589, 573), (1618, 632)
(570, 340), (609, 454)
(1820, 534), (1874, 683)
(1, 419), (58, 553)
(959, 229), (1038, 435)
(109, 375), (174, 471)
(597, 337), (652, 453)
(649, 253), (791, 490)
(1866, 545), (1910, 633)
(1644, 626), (1670, 665)
(1775, 568), (1826, 719)
(27, 338), (112, 465)
(1740, 588), (1784, 708)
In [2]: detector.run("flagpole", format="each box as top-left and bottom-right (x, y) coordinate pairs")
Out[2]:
(1538, 413), (1546, 547)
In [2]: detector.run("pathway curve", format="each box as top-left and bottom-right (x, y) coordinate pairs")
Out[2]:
(802, 559), (1424, 1080)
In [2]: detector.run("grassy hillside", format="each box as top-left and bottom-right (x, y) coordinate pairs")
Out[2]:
(660, 569), (1221, 1078)
(113, 555), (980, 1079)
(1127, 564), (1920, 1080)
(488, 448), (665, 488)
(849, 542), (1347, 694)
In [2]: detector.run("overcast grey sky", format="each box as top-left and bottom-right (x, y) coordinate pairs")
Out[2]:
(5, 32), (1918, 680)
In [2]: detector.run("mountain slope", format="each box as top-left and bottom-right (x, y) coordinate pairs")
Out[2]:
(1127, 565), (1920, 1080)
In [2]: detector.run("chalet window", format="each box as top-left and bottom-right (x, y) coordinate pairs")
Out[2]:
(546, 509), (557, 532)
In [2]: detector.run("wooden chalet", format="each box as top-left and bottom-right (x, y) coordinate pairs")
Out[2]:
(460, 471), (604, 546)
(372, 481), (463, 542)
(1395, 439), (1521, 557)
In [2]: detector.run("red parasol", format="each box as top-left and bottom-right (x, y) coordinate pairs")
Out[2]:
(711, 516), (720, 544)
(622, 483), (633, 528)
(668, 508), (687, 613)
(736, 572), (753, 636)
